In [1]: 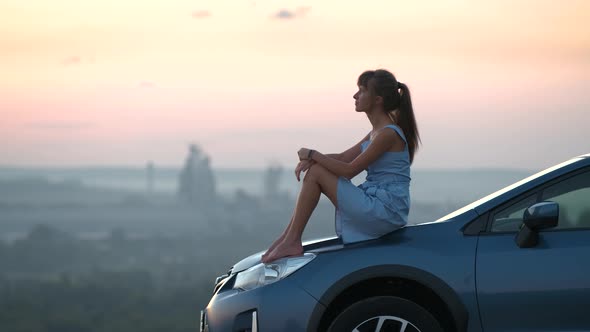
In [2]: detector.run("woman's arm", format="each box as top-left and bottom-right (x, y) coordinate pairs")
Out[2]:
(301, 130), (398, 179)
(322, 133), (370, 162)
(324, 153), (342, 161)
(294, 133), (369, 181)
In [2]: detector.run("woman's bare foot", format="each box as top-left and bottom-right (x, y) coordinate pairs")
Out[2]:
(262, 233), (286, 260)
(261, 239), (303, 263)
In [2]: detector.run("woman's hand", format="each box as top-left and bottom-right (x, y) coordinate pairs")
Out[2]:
(297, 148), (311, 161)
(294, 159), (315, 182)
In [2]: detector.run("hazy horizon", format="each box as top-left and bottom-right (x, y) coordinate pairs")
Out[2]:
(0, 163), (541, 171)
(0, 165), (537, 207)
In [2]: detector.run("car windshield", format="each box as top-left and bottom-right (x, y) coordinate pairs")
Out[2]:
(436, 157), (581, 222)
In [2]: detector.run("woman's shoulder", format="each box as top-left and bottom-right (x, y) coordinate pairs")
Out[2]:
(382, 124), (407, 143)
(372, 125), (402, 139)
(367, 128), (400, 150)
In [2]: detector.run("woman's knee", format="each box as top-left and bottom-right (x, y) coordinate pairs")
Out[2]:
(303, 164), (339, 205)
(303, 164), (326, 182)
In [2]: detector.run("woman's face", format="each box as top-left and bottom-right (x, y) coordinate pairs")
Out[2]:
(353, 85), (373, 113)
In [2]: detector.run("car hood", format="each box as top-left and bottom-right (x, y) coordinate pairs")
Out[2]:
(230, 236), (344, 274)
(229, 221), (458, 274)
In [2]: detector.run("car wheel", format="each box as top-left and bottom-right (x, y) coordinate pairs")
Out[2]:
(327, 296), (444, 332)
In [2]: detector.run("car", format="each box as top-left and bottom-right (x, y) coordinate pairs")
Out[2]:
(201, 153), (590, 332)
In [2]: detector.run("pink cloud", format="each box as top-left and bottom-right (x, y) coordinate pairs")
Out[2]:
(296, 6), (311, 16)
(191, 10), (211, 19)
(62, 56), (82, 66)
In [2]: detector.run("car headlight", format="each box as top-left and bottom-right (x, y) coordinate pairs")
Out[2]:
(233, 253), (316, 291)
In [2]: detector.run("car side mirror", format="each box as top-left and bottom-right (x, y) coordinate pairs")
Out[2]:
(515, 201), (559, 248)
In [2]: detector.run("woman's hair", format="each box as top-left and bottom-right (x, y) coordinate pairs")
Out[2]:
(357, 69), (421, 163)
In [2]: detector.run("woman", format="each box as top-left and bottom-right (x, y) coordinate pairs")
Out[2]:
(262, 69), (420, 264)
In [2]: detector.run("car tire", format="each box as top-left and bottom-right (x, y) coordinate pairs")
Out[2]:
(327, 296), (444, 332)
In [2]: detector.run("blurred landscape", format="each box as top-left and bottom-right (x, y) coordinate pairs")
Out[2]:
(0, 146), (535, 332)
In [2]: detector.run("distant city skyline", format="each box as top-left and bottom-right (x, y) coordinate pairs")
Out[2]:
(1, 0), (589, 170)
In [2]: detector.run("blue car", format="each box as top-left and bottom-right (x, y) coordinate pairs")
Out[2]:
(201, 154), (590, 332)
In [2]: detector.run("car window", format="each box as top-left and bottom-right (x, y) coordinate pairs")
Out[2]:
(541, 171), (590, 229)
(490, 194), (538, 232)
(436, 157), (581, 222)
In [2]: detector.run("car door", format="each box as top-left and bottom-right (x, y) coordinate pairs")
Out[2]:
(475, 169), (590, 332)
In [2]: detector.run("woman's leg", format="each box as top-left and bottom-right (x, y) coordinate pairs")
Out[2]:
(262, 215), (294, 259)
(262, 165), (339, 263)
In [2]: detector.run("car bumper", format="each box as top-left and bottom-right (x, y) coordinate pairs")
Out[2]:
(201, 276), (324, 332)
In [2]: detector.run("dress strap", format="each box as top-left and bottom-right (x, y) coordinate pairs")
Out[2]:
(385, 124), (408, 150)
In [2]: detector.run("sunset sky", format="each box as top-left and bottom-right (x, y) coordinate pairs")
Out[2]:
(1, 0), (589, 169)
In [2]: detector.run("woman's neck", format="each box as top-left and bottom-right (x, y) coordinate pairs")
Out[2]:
(367, 110), (395, 132)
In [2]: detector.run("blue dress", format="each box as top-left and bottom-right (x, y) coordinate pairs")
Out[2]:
(335, 124), (411, 243)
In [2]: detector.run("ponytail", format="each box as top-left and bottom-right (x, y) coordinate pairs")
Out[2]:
(396, 82), (421, 163)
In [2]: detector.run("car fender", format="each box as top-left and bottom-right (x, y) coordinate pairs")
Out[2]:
(306, 264), (468, 332)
